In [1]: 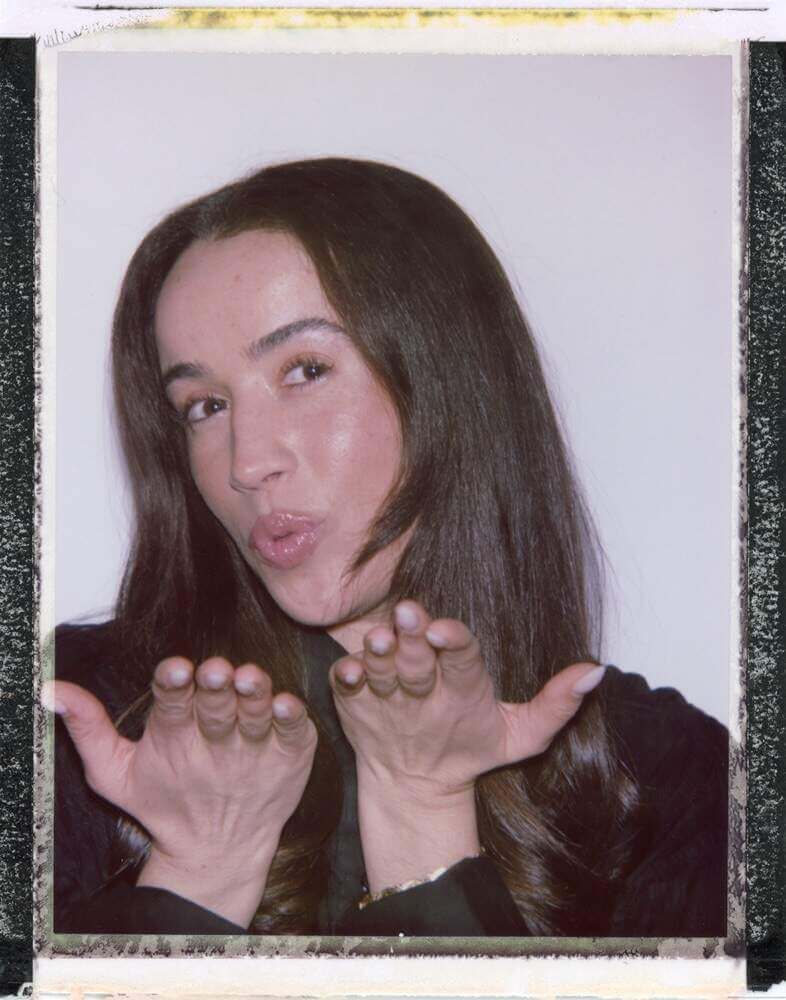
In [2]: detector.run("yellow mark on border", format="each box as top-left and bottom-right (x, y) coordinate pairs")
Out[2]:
(147, 8), (682, 31)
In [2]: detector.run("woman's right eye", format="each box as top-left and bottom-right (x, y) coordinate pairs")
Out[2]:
(181, 396), (228, 426)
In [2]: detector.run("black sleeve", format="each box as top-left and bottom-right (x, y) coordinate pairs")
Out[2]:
(340, 857), (528, 936)
(53, 624), (133, 933)
(70, 882), (246, 935)
(53, 712), (121, 932)
(604, 669), (729, 937)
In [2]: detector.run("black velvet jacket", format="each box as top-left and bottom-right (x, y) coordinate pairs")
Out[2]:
(53, 623), (729, 937)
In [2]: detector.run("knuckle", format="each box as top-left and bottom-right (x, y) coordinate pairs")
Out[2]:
(446, 638), (481, 667)
(397, 662), (434, 683)
(199, 711), (235, 732)
(237, 721), (268, 740)
(238, 698), (271, 719)
(364, 673), (390, 693)
(400, 680), (435, 698)
(365, 663), (395, 682)
(153, 699), (190, 718)
(396, 645), (435, 671)
(366, 657), (395, 674)
(368, 681), (397, 698)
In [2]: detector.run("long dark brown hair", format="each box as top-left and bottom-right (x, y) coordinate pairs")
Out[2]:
(109, 158), (643, 934)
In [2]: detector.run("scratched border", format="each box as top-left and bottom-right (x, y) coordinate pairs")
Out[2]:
(152, 6), (675, 28)
(746, 41), (786, 994)
(9, 10), (758, 992)
(0, 36), (36, 997)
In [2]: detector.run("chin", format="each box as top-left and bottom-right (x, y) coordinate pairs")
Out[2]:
(246, 539), (403, 634)
(262, 572), (391, 638)
(259, 575), (351, 630)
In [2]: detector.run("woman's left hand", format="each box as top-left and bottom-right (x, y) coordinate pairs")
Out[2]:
(330, 600), (605, 894)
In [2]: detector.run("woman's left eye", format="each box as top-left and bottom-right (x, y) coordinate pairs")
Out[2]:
(281, 357), (332, 387)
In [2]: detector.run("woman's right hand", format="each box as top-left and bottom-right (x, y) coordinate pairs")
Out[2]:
(44, 656), (317, 928)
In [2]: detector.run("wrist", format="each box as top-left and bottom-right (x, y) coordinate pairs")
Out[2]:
(358, 850), (485, 910)
(136, 839), (279, 929)
(357, 769), (480, 894)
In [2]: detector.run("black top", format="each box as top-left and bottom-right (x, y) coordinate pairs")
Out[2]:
(53, 623), (729, 937)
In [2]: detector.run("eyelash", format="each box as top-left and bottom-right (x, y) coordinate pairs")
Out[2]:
(280, 354), (333, 386)
(176, 395), (227, 426)
(175, 355), (333, 426)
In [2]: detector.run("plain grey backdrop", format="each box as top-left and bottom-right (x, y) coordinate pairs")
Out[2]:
(55, 52), (734, 723)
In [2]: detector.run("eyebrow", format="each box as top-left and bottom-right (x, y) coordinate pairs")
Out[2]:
(161, 317), (345, 391)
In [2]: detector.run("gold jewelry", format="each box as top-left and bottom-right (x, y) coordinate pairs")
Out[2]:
(357, 851), (485, 910)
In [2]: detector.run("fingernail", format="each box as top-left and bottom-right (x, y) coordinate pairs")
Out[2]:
(572, 665), (606, 696)
(369, 635), (391, 656)
(167, 666), (190, 687)
(203, 672), (228, 691)
(272, 700), (291, 720)
(395, 603), (419, 633)
(425, 629), (447, 648)
(40, 682), (66, 715)
(342, 665), (363, 686)
(234, 678), (257, 696)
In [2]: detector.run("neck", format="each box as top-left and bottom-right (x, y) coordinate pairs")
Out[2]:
(327, 606), (392, 656)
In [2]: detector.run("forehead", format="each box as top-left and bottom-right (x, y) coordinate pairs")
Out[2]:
(154, 230), (335, 361)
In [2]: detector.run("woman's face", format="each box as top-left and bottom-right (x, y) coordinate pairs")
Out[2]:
(155, 230), (406, 651)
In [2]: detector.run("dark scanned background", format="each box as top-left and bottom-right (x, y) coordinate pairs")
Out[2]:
(0, 35), (784, 996)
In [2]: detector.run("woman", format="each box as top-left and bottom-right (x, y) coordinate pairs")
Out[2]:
(49, 158), (729, 938)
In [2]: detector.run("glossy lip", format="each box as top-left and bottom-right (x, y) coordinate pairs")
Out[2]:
(248, 511), (324, 571)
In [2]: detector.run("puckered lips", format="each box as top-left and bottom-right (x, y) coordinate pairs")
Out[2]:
(249, 511), (323, 570)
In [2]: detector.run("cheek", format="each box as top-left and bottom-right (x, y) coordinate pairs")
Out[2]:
(324, 399), (401, 504)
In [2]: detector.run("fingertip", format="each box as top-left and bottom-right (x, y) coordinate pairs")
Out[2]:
(365, 627), (395, 657)
(394, 600), (422, 634)
(424, 627), (448, 649)
(40, 680), (67, 716)
(235, 675), (262, 697)
(272, 693), (305, 724)
(339, 660), (365, 688)
(571, 664), (607, 696)
(154, 656), (194, 690)
(272, 699), (290, 721)
(234, 664), (271, 698)
(195, 657), (233, 692)
(426, 618), (474, 650)
(330, 657), (367, 698)
(427, 620), (480, 680)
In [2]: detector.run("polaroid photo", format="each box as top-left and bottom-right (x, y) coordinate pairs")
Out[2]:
(5, 6), (776, 998)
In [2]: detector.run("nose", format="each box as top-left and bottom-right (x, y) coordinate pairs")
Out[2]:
(229, 400), (297, 494)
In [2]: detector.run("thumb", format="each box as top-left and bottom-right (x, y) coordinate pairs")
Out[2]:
(503, 662), (606, 763)
(42, 680), (132, 797)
